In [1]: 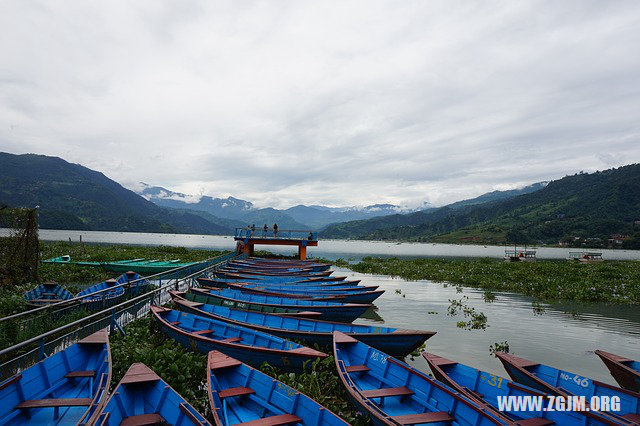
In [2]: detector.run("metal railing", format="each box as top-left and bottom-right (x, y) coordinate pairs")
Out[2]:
(234, 228), (317, 241)
(0, 251), (246, 381)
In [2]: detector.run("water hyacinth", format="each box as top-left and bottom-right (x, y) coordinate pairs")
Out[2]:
(350, 257), (640, 304)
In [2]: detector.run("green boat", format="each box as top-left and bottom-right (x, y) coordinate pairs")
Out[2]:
(43, 255), (198, 275)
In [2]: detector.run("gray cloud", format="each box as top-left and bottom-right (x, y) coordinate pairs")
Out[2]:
(1, 0), (639, 208)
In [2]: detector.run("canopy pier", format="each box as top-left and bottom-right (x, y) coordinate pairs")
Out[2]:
(234, 228), (318, 260)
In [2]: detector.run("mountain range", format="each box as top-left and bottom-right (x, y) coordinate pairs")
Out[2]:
(2, 152), (637, 246)
(137, 182), (425, 229)
(321, 165), (640, 245)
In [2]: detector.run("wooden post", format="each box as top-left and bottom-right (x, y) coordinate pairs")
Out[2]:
(298, 245), (307, 260)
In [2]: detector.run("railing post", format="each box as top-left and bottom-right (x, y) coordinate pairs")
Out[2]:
(38, 337), (45, 360)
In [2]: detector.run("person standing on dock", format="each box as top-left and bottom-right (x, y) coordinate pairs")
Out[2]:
(273, 223), (278, 238)
(246, 224), (252, 237)
(263, 224), (268, 238)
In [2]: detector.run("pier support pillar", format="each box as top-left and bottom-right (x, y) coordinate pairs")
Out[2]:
(297, 245), (307, 260)
(242, 243), (254, 256)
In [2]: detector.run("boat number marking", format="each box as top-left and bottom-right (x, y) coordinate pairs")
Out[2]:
(560, 373), (589, 388)
(369, 352), (387, 364)
(481, 374), (503, 389)
(277, 383), (296, 396)
(372, 327), (383, 334)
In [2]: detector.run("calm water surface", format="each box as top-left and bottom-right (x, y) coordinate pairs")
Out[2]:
(33, 229), (640, 260)
(343, 267), (640, 385)
(30, 229), (640, 383)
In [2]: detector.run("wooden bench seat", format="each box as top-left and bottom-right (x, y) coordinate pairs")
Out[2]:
(193, 329), (215, 335)
(219, 337), (243, 343)
(345, 365), (370, 373)
(65, 370), (95, 378)
(361, 387), (413, 399)
(16, 398), (93, 409)
(236, 413), (302, 426)
(121, 413), (166, 426)
(218, 386), (255, 399)
(391, 412), (454, 424)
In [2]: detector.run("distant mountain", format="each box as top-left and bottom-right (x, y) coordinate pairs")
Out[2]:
(138, 183), (427, 229)
(321, 165), (640, 244)
(138, 184), (307, 229)
(0, 153), (229, 234)
(446, 182), (548, 209)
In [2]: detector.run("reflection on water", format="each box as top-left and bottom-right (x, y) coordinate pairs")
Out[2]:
(26, 228), (640, 260)
(340, 267), (640, 386)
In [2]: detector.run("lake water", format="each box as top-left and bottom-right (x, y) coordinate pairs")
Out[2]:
(28, 229), (640, 383)
(31, 228), (640, 260)
(343, 267), (640, 386)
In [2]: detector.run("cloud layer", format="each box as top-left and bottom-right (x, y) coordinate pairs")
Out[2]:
(1, 1), (639, 208)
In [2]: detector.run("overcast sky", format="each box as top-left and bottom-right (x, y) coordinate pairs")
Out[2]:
(1, 1), (639, 208)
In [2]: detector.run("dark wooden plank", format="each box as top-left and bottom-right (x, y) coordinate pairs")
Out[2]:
(0, 374), (22, 391)
(219, 337), (243, 343)
(120, 413), (165, 426)
(361, 387), (413, 398)
(209, 352), (242, 370)
(391, 412), (454, 424)
(193, 329), (214, 335)
(17, 398), (93, 408)
(218, 386), (256, 399)
(235, 413), (302, 426)
(78, 329), (109, 345)
(121, 363), (160, 384)
(345, 365), (370, 373)
(65, 370), (96, 378)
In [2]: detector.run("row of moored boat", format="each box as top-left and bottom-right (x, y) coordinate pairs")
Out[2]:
(5, 257), (639, 425)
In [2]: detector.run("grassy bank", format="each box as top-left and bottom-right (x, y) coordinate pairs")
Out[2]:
(0, 241), (226, 317)
(111, 316), (369, 424)
(348, 257), (640, 304)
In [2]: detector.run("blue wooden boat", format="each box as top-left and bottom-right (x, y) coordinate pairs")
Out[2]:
(0, 329), (111, 425)
(151, 306), (327, 372)
(172, 291), (434, 357)
(183, 290), (323, 319)
(198, 276), (362, 289)
(333, 332), (504, 425)
(423, 352), (612, 425)
(118, 271), (151, 296)
(191, 288), (371, 322)
(212, 271), (348, 283)
(596, 350), (640, 393)
(231, 258), (331, 272)
(219, 267), (332, 278)
(23, 281), (74, 307)
(222, 281), (375, 292)
(216, 283), (385, 304)
(207, 351), (348, 425)
(95, 362), (209, 425)
(496, 352), (640, 424)
(77, 278), (125, 311)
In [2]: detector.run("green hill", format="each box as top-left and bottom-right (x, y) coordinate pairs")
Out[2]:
(0, 152), (230, 234)
(321, 165), (640, 245)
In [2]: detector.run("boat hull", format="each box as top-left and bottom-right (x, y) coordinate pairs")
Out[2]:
(190, 288), (370, 322)
(152, 307), (326, 372)
(207, 351), (347, 425)
(596, 350), (640, 393)
(0, 329), (111, 425)
(172, 293), (434, 357)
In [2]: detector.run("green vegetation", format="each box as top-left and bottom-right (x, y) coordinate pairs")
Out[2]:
(322, 164), (640, 245)
(111, 317), (211, 416)
(349, 257), (640, 304)
(111, 316), (369, 424)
